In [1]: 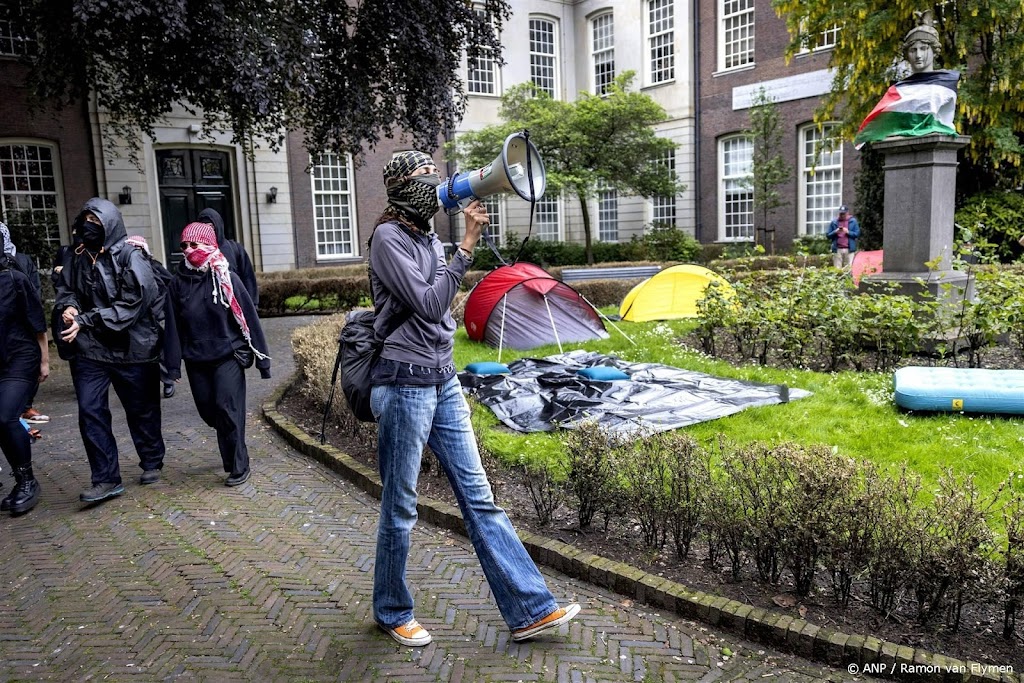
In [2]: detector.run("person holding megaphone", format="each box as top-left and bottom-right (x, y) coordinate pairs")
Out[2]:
(366, 150), (579, 648)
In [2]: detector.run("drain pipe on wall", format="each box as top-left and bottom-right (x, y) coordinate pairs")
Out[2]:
(692, 0), (703, 243)
(246, 132), (265, 272)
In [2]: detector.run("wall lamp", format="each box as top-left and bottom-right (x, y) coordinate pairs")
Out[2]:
(118, 185), (132, 205)
(266, 186), (278, 204)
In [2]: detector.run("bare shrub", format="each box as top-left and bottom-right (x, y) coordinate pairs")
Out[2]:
(520, 458), (566, 526)
(723, 442), (792, 584)
(1002, 477), (1024, 639)
(913, 471), (1001, 629)
(563, 421), (619, 530)
(781, 445), (861, 598)
(664, 432), (711, 560)
(867, 466), (923, 617)
(821, 460), (887, 607)
(617, 431), (672, 550)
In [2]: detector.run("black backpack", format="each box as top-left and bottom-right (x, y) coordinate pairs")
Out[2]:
(320, 306), (411, 438)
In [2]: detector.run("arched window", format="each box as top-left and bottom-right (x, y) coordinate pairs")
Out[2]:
(529, 16), (559, 98)
(799, 123), (842, 236)
(310, 152), (358, 259)
(591, 12), (615, 95)
(0, 140), (66, 248)
(718, 135), (753, 241)
(647, 0), (675, 84)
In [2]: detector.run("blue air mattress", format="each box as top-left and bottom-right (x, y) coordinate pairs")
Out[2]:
(893, 366), (1024, 414)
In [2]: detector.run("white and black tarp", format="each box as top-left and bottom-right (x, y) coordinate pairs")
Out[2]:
(459, 350), (811, 436)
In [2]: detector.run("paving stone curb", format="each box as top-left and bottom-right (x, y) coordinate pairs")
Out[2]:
(263, 375), (1020, 683)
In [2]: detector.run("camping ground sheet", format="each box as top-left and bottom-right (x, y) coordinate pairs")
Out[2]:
(458, 350), (812, 435)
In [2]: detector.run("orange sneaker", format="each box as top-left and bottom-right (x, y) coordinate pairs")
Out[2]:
(511, 603), (581, 642)
(383, 619), (432, 647)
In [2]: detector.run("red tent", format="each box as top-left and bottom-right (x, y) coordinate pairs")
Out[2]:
(464, 263), (608, 350)
(852, 250), (883, 286)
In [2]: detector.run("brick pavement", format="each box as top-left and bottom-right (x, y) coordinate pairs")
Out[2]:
(0, 315), (871, 682)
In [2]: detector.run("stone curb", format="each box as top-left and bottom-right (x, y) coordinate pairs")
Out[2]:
(263, 376), (1020, 683)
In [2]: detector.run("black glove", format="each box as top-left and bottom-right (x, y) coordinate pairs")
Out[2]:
(259, 367), (272, 380)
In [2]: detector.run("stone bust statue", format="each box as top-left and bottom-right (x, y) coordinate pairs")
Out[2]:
(854, 10), (960, 147)
(902, 10), (942, 74)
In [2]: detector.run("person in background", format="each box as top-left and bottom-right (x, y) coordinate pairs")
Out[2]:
(827, 205), (861, 269)
(0, 239), (49, 515)
(168, 222), (270, 487)
(195, 208), (258, 306)
(124, 235), (180, 399)
(54, 198), (167, 503)
(0, 224), (49, 430)
(367, 150), (579, 647)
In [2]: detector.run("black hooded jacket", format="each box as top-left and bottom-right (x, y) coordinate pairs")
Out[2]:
(53, 198), (164, 364)
(197, 208), (259, 306)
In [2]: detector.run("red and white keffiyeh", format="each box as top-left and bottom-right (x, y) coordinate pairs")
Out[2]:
(180, 222), (269, 361)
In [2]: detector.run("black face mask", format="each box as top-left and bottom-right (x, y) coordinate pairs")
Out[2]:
(75, 216), (104, 249)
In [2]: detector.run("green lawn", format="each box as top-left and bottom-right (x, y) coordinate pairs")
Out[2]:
(454, 309), (1023, 501)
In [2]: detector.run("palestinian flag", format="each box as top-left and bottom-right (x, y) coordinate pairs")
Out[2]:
(854, 70), (960, 148)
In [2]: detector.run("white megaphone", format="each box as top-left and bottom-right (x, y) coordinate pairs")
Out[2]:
(438, 131), (546, 214)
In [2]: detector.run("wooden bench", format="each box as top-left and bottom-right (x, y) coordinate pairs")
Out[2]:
(560, 265), (661, 282)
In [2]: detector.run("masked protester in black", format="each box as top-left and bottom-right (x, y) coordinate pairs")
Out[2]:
(195, 208), (258, 306)
(53, 198), (168, 504)
(0, 246), (49, 515)
(0, 223), (48, 429)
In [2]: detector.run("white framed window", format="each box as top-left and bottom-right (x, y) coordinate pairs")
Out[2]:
(597, 185), (618, 242)
(718, 135), (753, 241)
(591, 12), (615, 95)
(799, 123), (843, 236)
(0, 6), (34, 57)
(719, 0), (754, 70)
(0, 141), (65, 248)
(647, 0), (675, 84)
(798, 24), (840, 54)
(467, 4), (499, 95)
(529, 17), (558, 98)
(480, 195), (504, 246)
(310, 152), (358, 259)
(534, 195), (561, 241)
(651, 150), (677, 227)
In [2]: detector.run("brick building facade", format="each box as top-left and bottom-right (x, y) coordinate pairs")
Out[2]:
(697, 0), (860, 250)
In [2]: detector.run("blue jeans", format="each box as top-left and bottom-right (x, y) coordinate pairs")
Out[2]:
(370, 377), (558, 631)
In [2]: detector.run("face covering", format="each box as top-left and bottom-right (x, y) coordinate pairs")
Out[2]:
(183, 243), (218, 270)
(75, 216), (105, 249)
(387, 173), (441, 226)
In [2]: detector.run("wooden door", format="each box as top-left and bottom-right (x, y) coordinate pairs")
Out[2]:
(156, 149), (234, 265)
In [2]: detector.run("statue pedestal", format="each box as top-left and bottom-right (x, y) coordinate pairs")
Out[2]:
(861, 133), (972, 308)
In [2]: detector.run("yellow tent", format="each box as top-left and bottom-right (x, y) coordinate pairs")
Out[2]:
(619, 264), (735, 322)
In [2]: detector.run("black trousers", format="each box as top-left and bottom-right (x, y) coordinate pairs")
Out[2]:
(185, 356), (249, 475)
(0, 376), (35, 472)
(70, 358), (165, 485)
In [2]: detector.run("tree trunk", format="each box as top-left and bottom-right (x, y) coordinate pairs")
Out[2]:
(577, 190), (594, 265)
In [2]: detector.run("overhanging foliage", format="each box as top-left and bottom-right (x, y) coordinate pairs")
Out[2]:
(5, 0), (510, 158)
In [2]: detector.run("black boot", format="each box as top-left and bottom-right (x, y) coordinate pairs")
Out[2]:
(9, 466), (40, 515)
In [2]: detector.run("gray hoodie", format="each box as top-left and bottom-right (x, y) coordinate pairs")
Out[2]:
(367, 221), (472, 369)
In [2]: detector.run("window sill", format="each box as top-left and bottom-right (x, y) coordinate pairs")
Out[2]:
(712, 63), (756, 77)
(642, 79), (677, 91)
